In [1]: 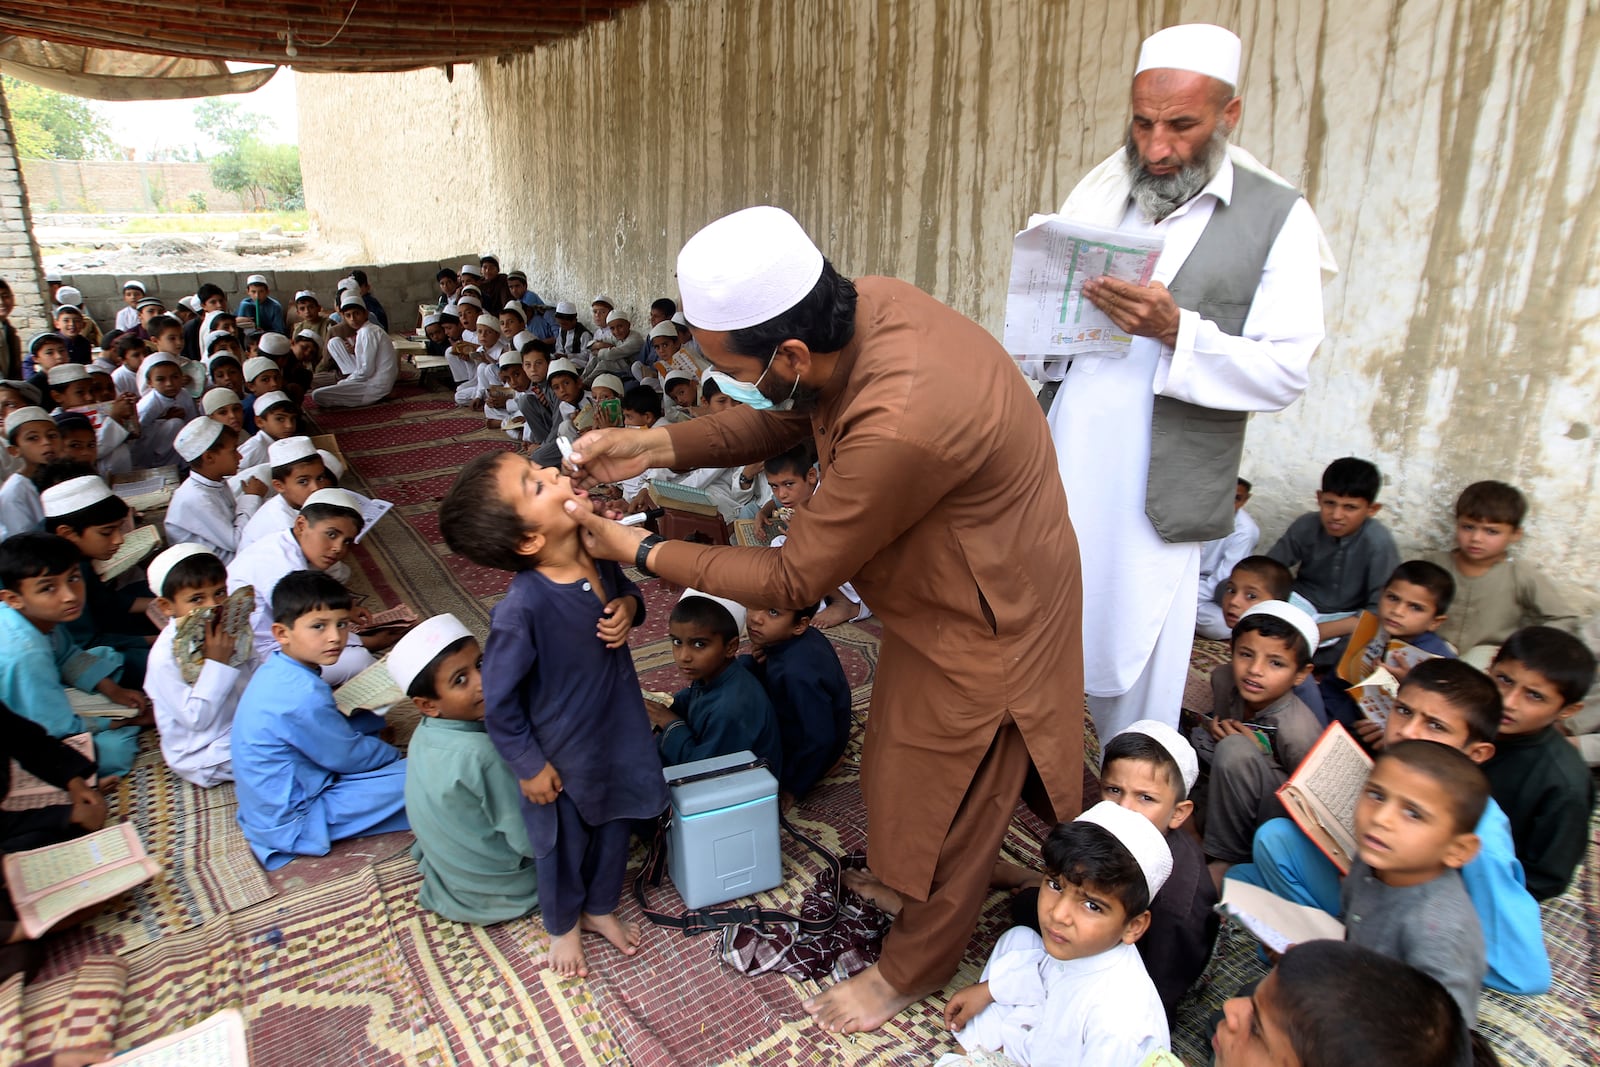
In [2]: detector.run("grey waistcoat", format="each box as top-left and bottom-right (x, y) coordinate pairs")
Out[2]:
(1144, 167), (1300, 543)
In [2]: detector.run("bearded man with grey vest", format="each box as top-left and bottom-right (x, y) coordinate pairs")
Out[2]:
(1027, 23), (1337, 742)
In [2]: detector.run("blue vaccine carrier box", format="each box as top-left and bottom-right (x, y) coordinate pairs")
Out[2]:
(664, 750), (782, 909)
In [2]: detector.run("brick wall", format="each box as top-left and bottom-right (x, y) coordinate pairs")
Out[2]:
(21, 159), (252, 214)
(0, 81), (48, 348)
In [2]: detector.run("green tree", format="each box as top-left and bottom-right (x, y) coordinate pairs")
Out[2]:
(2, 76), (115, 159)
(195, 98), (301, 210)
(194, 99), (265, 150)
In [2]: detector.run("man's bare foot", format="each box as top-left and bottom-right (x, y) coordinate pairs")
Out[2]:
(548, 926), (588, 978)
(812, 601), (855, 629)
(580, 912), (641, 957)
(990, 860), (1037, 892)
(802, 964), (922, 1033)
(842, 869), (903, 915)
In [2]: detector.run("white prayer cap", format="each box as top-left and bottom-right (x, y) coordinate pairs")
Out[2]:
(178, 295), (202, 313)
(175, 417), (226, 461)
(294, 289), (317, 302)
(205, 352), (241, 373)
(546, 358), (579, 380)
(5, 406), (53, 437)
(339, 290), (366, 311)
(88, 359), (116, 375)
(337, 276), (359, 291)
(253, 389), (291, 411)
(40, 474), (114, 516)
(512, 330), (535, 350)
(1134, 23), (1242, 89)
(46, 364), (90, 386)
(499, 302), (527, 321)
(295, 329), (322, 352)
(648, 321), (678, 341)
(202, 387), (242, 415)
(474, 317), (501, 337)
(1109, 719), (1200, 794)
(246, 274), (270, 287)
(267, 435), (317, 468)
(456, 294), (483, 310)
(459, 284), (482, 296)
(678, 587), (747, 636)
(590, 293), (613, 308)
(205, 329), (237, 353)
(663, 369), (695, 389)
(459, 263), (481, 277)
(257, 332), (291, 356)
(671, 311), (688, 327)
(148, 543), (213, 598)
(591, 373), (624, 396)
(497, 351), (523, 369)
(554, 300), (578, 316)
(1240, 600), (1320, 656)
(304, 487), (362, 514)
(201, 309), (228, 334)
(142, 353), (180, 372)
(677, 206), (825, 332)
(121, 279), (146, 292)
(45, 271), (63, 283)
(56, 286), (83, 306)
(318, 449), (345, 480)
(0, 379), (41, 403)
(422, 313), (442, 328)
(387, 613), (475, 696)
(243, 356), (278, 382)
(1074, 800), (1173, 900)
(701, 369), (737, 392)
(605, 310), (631, 326)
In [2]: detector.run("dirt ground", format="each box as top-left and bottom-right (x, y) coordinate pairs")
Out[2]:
(34, 212), (363, 276)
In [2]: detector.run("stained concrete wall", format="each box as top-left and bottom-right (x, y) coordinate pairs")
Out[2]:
(297, 0), (1600, 609)
(0, 81), (49, 353)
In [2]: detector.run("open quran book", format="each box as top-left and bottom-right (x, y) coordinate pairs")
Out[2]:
(172, 586), (256, 685)
(1275, 722), (1373, 875)
(3, 822), (161, 938)
(95, 1008), (248, 1065)
(94, 524), (163, 581)
(354, 603), (417, 634)
(1334, 612), (1443, 726)
(111, 466), (181, 511)
(647, 478), (720, 517)
(1219, 878), (1345, 955)
(67, 688), (139, 720)
(3, 733), (95, 812)
(333, 658), (405, 716)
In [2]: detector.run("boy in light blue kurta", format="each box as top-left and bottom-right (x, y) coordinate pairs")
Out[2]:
(396, 613), (538, 924)
(232, 570), (408, 870)
(0, 532), (149, 778)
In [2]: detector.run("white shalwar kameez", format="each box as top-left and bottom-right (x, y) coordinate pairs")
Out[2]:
(227, 529), (374, 685)
(313, 324), (397, 409)
(165, 472), (263, 564)
(1030, 152), (1326, 740)
(237, 488), (374, 555)
(134, 390), (200, 468)
(146, 618), (254, 787)
(952, 927), (1167, 1067)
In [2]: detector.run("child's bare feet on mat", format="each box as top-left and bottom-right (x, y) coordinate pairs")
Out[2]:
(812, 601), (855, 629)
(549, 926), (588, 978)
(991, 860), (1037, 891)
(581, 912), (641, 956)
(842, 868), (903, 915)
(803, 964), (921, 1033)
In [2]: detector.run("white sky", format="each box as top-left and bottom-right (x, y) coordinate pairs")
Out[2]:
(94, 66), (298, 159)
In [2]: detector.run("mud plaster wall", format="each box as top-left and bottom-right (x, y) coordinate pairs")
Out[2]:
(299, 0), (1600, 611)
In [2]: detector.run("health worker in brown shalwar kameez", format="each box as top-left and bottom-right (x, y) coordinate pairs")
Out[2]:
(565, 206), (1085, 1034)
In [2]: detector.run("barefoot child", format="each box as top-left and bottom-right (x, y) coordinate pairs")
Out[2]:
(942, 802), (1171, 1065)
(143, 544), (255, 787)
(439, 451), (667, 976)
(394, 614), (539, 924)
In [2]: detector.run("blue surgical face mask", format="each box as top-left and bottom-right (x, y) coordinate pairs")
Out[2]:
(718, 344), (796, 411)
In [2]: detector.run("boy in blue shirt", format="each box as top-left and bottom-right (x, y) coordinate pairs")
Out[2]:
(1233, 657), (1550, 994)
(742, 598), (850, 806)
(232, 570), (409, 870)
(1266, 457), (1400, 665)
(651, 594), (783, 782)
(396, 613), (538, 925)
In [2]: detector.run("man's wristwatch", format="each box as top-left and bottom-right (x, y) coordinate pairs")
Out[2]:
(635, 533), (664, 577)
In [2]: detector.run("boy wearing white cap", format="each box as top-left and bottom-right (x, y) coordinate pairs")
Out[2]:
(2, 407), (61, 536)
(236, 276), (288, 336)
(227, 487), (390, 686)
(582, 311), (642, 387)
(0, 533), (148, 779)
(115, 280), (146, 332)
(313, 293), (399, 410)
(236, 391), (300, 470)
(166, 419), (268, 564)
(292, 291), (332, 346)
(232, 570), (408, 870)
(144, 544), (255, 787)
(486, 350), (530, 433)
(238, 436), (329, 551)
(397, 614), (540, 924)
(134, 355), (201, 468)
(1200, 601), (1323, 887)
(943, 802), (1171, 1065)
(552, 301), (592, 358)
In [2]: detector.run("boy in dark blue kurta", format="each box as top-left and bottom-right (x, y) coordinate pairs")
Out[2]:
(742, 600), (850, 804)
(440, 451), (668, 979)
(653, 596), (783, 783)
